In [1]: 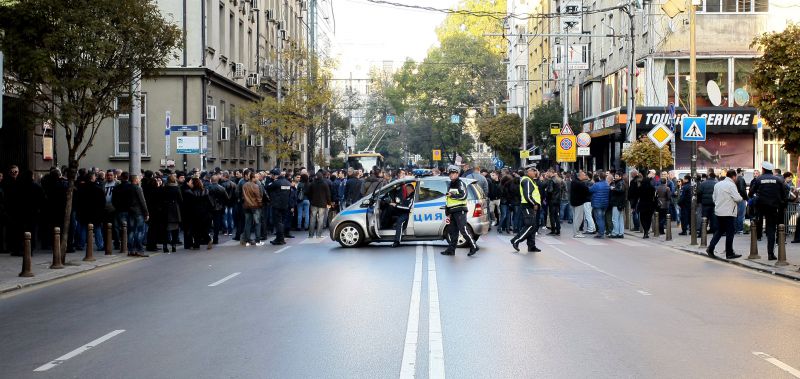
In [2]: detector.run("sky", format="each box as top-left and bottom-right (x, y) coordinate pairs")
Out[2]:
(326, 0), (461, 82)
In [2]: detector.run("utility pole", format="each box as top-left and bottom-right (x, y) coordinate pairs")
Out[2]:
(129, 72), (142, 178)
(626, 3), (637, 150)
(689, 0), (698, 246)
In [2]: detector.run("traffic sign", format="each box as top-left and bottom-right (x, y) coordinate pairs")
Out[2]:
(386, 115), (396, 125)
(681, 117), (706, 141)
(176, 136), (201, 154)
(520, 150), (530, 159)
(577, 147), (590, 156)
(432, 149), (442, 161)
(556, 135), (577, 162)
(647, 123), (674, 149)
(559, 123), (574, 135)
(550, 123), (560, 135)
(492, 157), (504, 169)
(170, 124), (208, 133)
(576, 132), (591, 147)
(450, 114), (460, 124)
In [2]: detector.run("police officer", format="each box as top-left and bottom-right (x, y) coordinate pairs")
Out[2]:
(390, 183), (416, 248)
(441, 165), (478, 256)
(511, 165), (542, 253)
(267, 168), (292, 245)
(749, 161), (788, 260)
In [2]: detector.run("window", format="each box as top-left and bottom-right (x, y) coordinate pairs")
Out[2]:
(114, 95), (147, 157)
(417, 180), (447, 202)
(219, 4), (225, 56)
(239, 21), (244, 63)
(676, 59), (729, 108)
(229, 12), (235, 60)
(733, 58), (759, 106)
(702, 0), (768, 12)
(603, 74), (616, 111)
(205, 0), (213, 48)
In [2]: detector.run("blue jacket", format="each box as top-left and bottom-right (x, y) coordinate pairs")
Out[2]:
(589, 181), (610, 209)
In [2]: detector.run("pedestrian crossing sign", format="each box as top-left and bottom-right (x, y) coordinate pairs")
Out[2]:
(681, 117), (706, 141)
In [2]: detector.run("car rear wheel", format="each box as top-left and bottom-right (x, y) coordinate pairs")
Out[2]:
(336, 222), (365, 248)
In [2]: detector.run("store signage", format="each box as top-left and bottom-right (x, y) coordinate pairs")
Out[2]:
(637, 107), (756, 129)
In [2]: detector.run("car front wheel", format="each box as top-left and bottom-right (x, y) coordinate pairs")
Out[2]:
(336, 222), (365, 248)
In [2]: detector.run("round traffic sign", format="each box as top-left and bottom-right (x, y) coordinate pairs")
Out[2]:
(576, 132), (591, 147)
(560, 138), (573, 150)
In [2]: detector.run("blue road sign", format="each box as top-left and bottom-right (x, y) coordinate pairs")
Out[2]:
(450, 114), (460, 124)
(170, 124), (208, 133)
(386, 115), (395, 125)
(681, 117), (706, 142)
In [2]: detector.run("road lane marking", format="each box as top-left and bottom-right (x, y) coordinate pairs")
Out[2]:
(300, 236), (328, 244)
(575, 237), (607, 246)
(538, 236), (565, 245)
(610, 239), (647, 247)
(753, 352), (800, 378)
(34, 330), (125, 372)
(426, 245), (445, 379)
(551, 246), (651, 296)
(208, 272), (241, 287)
(399, 245), (424, 379)
(274, 246), (291, 254)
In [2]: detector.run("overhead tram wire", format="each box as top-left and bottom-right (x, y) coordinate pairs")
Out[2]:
(364, 0), (633, 21)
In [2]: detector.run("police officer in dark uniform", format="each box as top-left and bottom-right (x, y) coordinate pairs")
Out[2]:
(441, 165), (478, 256)
(511, 165), (542, 253)
(390, 183), (415, 248)
(267, 168), (291, 245)
(749, 161), (788, 260)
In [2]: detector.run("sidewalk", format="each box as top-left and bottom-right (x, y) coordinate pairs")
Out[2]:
(0, 249), (135, 294)
(625, 224), (800, 281)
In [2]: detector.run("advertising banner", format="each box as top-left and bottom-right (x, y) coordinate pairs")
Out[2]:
(675, 133), (754, 169)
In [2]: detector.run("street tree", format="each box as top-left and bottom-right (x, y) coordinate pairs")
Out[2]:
(0, 0), (182, 254)
(750, 23), (800, 154)
(435, 0), (507, 56)
(526, 101), (580, 159)
(621, 137), (673, 171)
(476, 113), (522, 165)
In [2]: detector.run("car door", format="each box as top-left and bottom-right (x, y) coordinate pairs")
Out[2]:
(411, 179), (448, 237)
(367, 182), (403, 239)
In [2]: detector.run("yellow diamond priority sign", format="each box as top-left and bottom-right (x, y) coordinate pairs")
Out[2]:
(647, 123), (673, 149)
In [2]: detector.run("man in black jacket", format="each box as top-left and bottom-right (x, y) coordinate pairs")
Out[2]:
(569, 170), (591, 238)
(207, 175), (230, 244)
(390, 183), (415, 247)
(267, 169), (292, 245)
(696, 172), (718, 234)
(344, 168), (362, 207)
(306, 172), (331, 238)
(735, 168), (748, 234)
(749, 161), (788, 260)
(628, 170), (641, 231)
(75, 172), (106, 251)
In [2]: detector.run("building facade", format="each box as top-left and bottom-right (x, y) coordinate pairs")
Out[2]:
(53, 0), (310, 173)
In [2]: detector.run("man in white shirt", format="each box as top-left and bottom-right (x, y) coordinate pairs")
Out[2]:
(706, 169), (743, 259)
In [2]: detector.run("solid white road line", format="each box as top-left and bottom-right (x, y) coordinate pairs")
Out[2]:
(34, 330), (125, 372)
(427, 245), (445, 379)
(207, 272), (241, 287)
(753, 352), (800, 378)
(274, 246), (292, 254)
(551, 246), (652, 296)
(399, 245), (424, 379)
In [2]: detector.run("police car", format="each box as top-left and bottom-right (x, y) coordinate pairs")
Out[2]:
(329, 176), (490, 247)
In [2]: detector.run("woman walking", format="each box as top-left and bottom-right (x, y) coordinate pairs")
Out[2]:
(183, 177), (214, 250)
(638, 171), (657, 239)
(161, 174), (182, 252)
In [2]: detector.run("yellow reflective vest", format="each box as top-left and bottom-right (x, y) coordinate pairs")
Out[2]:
(520, 176), (541, 206)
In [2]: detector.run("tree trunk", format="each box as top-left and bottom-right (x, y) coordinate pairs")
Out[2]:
(307, 123), (317, 173)
(60, 158), (78, 260)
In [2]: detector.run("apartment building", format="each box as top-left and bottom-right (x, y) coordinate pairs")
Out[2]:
(53, 0), (310, 172)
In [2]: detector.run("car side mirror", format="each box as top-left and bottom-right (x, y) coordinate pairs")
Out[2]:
(360, 199), (373, 208)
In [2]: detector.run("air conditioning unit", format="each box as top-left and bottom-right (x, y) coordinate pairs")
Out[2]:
(237, 123), (248, 136)
(219, 126), (230, 141)
(246, 73), (260, 87)
(233, 63), (246, 79)
(206, 105), (217, 120)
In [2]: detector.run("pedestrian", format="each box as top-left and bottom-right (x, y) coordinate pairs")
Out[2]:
(74, 172), (105, 251)
(344, 168), (362, 207)
(569, 170), (591, 238)
(267, 168), (292, 245)
(390, 183), (416, 247)
(207, 174), (229, 245)
(160, 174), (182, 253)
(589, 172), (610, 239)
(183, 177), (214, 250)
(638, 171), (657, 239)
(628, 169), (641, 231)
(498, 174), (514, 234)
(465, 165), (489, 196)
(705, 169), (744, 259)
(296, 173), (310, 231)
(749, 161), (789, 260)
(697, 172), (718, 234)
(545, 171), (563, 236)
(510, 166), (541, 253)
(241, 172), (263, 246)
(221, 172), (237, 235)
(487, 171), (501, 226)
(656, 178), (672, 234)
(441, 165), (478, 256)
(306, 171), (331, 238)
(116, 173), (149, 256)
(360, 167), (386, 198)
(678, 175), (693, 235)
(609, 172), (626, 238)
(560, 173), (572, 224)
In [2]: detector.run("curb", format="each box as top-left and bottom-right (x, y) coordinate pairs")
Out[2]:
(0, 255), (137, 295)
(624, 230), (800, 282)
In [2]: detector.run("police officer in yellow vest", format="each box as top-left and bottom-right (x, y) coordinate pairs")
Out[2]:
(511, 165), (542, 253)
(441, 165), (478, 256)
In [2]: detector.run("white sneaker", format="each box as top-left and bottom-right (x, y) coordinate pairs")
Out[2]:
(574, 234), (586, 238)
(256, 241), (266, 246)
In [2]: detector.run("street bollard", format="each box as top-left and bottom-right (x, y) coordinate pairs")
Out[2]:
(120, 222), (128, 255)
(652, 212), (659, 237)
(747, 221), (761, 259)
(83, 224), (96, 262)
(666, 214), (672, 241)
(19, 232), (34, 277)
(700, 217), (708, 248)
(50, 227), (64, 269)
(105, 223), (113, 255)
(776, 224), (789, 267)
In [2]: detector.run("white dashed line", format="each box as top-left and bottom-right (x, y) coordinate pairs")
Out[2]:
(274, 246), (291, 254)
(753, 352), (800, 378)
(207, 272), (241, 287)
(427, 245), (445, 379)
(34, 330), (125, 372)
(399, 245), (423, 379)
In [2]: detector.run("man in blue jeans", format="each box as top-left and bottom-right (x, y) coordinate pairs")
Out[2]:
(589, 172), (610, 239)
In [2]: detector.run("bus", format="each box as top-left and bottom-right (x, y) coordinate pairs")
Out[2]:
(347, 152), (384, 171)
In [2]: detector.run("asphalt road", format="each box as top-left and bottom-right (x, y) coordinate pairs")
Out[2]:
(2, 227), (800, 378)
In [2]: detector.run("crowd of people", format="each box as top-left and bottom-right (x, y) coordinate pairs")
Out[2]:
(0, 161), (797, 259)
